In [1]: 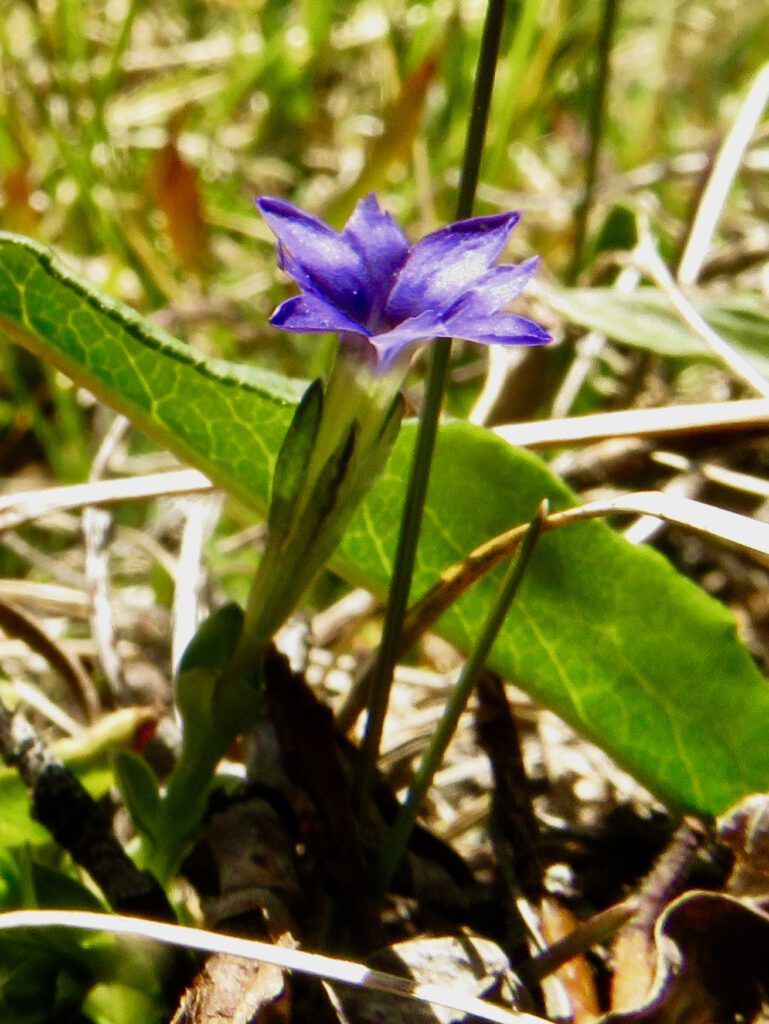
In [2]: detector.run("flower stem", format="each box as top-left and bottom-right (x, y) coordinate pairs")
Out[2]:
(376, 502), (547, 892)
(455, 0), (508, 221)
(354, 0), (508, 810)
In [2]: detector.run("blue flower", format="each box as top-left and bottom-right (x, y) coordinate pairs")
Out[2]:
(257, 193), (550, 369)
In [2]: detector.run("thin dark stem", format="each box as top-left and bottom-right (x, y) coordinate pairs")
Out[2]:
(353, 0), (508, 810)
(456, 0), (509, 221)
(376, 503), (546, 891)
(567, 0), (620, 284)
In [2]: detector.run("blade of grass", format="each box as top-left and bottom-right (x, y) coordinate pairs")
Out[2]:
(678, 62), (769, 286)
(485, 0), (545, 180)
(567, 0), (620, 282)
(376, 501), (547, 891)
(493, 398), (769, 448)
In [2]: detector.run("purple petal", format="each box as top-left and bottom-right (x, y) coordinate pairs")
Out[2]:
(368, 309), (448, 367)
(384, 211), (520, 324)
(276, 243), (317, 296)
(257, 197), (373, 322)
(270, 294), (370, 336)
(445, 258), (540, 321)
(445, 311), (551, 348)
(343, 194), (410, 317)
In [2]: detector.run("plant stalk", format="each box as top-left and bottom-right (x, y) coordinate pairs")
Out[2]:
(354, 0), (508, 811)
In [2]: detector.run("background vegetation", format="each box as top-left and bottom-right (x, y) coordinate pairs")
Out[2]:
(1, 0), (768, 1021)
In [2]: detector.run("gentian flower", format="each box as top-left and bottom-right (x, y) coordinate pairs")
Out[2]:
(257, 193), (550, 369)
(238, 194), (549, 664)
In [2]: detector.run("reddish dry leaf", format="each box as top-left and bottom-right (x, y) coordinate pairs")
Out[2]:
(147, 129), (209, 277)
(3, 164), (39, 235)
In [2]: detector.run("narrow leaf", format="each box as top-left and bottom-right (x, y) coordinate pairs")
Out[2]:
(112, 752), (161, 844)
(177, 603), (244, 676)
(539, 283), (769, 374)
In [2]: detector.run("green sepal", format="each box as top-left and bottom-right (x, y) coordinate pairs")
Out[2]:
(368, 391), (404, 480)
(309, 420), (358, 535)
(113, 751), (161, 846)
(319, 394), (402, 539)
(380, 390), (405, 441)
(268, 378), (323, 540)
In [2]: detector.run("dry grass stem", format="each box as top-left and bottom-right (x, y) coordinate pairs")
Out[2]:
(0, 910), (547, 1024)
(494, 399), (769, 448)
(0, 470), (215, 534)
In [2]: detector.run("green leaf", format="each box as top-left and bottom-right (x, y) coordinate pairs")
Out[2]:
(145, 604), (251, 881)
(112, 752), (161, 845)
(27, 859), (105, 913)
(0, 233), (300, 512)
(2, 232), (769, 815)
(0, 774), (49, 848)
(542, 284), (769, 374)
(0, 850), (165, 1022)
(177, 602), (244, 675)
(175, 603), (251, 745)
(83, 983), (165, 1024)
(344, 428), (769, 814)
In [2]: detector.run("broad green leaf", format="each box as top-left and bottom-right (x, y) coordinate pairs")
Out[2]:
(0, 233), (301, 508)
(542, 283), (769, 374)
(2, 232), (769, 814)
(342, 427), (769, 814)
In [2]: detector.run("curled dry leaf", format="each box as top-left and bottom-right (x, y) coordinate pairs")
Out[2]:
(603, 795), (769, 1024)
(603, 890), (769, 1024)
